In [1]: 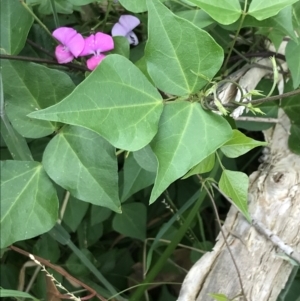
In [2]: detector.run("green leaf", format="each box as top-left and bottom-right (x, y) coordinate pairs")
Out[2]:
(219, 170), (250, 221)
(0, 72), (33, 161)
(37, 0), (74, 14)
(294, 1), (300, 27)
(42, 125), (121, 212)
(0, 0), (33, 55)
(220, 129), (267, 158)
(33, 234), (60, 263)
(150, 101), (232, 203)
(68, 0), (96, 5)
(90, 206), (112, 226)
(286, 38), (300, 89)
(63, 196), (90, 232)
(281, 84), (300, 122)
(111, 36), (130, 58)
(182, 153), (215, 179)
(28, 55), (163, 151)
(78, 221), (103, 248)
(282, 83), (300, 154)
(112, 203), (147, 240)
(175, 9), (215, 28)
(2, 60), (74, 138)
(186, 0), (241, 25)
(118, 0), (164, 13)
(248, 0), (299, 20)
(145, 0), (224, 96)
(208, 293), (229, 301)
(288, 123), (300, 154)
(241, 7), (298, 43)
(0, 289), (40, 301)
(0, 161), (58, 248)
(66, 249), (95, 276)
(133, 144), (158, 172)
(121, 153), (156, 202)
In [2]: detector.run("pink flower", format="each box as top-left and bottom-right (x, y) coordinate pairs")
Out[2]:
(112, 15), (140, 46)
(52, 27), (85, 64)
(80, 32), (114, 71)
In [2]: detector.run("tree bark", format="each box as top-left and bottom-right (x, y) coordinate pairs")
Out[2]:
(177, 108), (300, 301)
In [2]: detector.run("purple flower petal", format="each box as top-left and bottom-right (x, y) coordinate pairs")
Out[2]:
(94, 32), (114, 53)
(119, 15), (140, 32)
(80, 33), (114, 56)
(67, 33), (85, 57)
(54, 45), (74, 64)
(86, 54), (106, 71)
(80, 35), (96, 56)
(52, 27), (77, 46)
(126, 31), (139, 45)
(111, 23), (127, 37)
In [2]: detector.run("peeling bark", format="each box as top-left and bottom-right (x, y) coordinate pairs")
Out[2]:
(177, 39), (300, 301)
(177, 110), (300, 301)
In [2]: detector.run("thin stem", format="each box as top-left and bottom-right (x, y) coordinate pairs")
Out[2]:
(146, 238), (206, 253)
(0, 54), (89, 72)
(26, 39), (56, 59)
(108, 282), (182, 301)
(49, 0), (60, 28)
(209, 88), (300, 110)
(116, 149), (125, 156)
(248, 88), (300, 105)
(20, 0), (54, 40)
(235, 116), (279, 123)
(200, 178), (248, 301)
(58, 191), (70, 224)
(101, 0), (112, 32)
(229, 51), (286, 63)
(223, 0), (248, 70)
(215, 151), (225, 170)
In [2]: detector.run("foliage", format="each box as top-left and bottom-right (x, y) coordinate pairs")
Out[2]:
(0, 0), (300, 300)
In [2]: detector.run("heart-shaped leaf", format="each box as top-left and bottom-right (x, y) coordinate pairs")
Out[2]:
(28, 55), (163, 151)
(2, 60), (74, 138)
(186, 0), (241, 25)
(248, 0), (299, 20)
(219, 170), (250, 221)
(1, 0), (33, 54)
(112, 203), (147, 240)
(182, 153), (215, 179)
(150, 101), (232, 203)
(221, 129), (267, 158)
(145, 0), (224, 96)
(286, 38), (300, 89)
(0, 161), (58, 248)
(118, 0), (165, 13)
(42, 126), (121, 212)
(121, 153), (156, 202)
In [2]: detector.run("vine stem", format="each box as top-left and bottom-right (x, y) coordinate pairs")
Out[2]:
(223, 0), (248, 71)
(208, 89), (300, 109)
(101, 0), (112, 32)
(19, 0), (54, 40)
(26, 39), (56, 59)
(49, 0), (60, 28)
(0, 54), (89, 72)
(247, 88), (300, 105)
